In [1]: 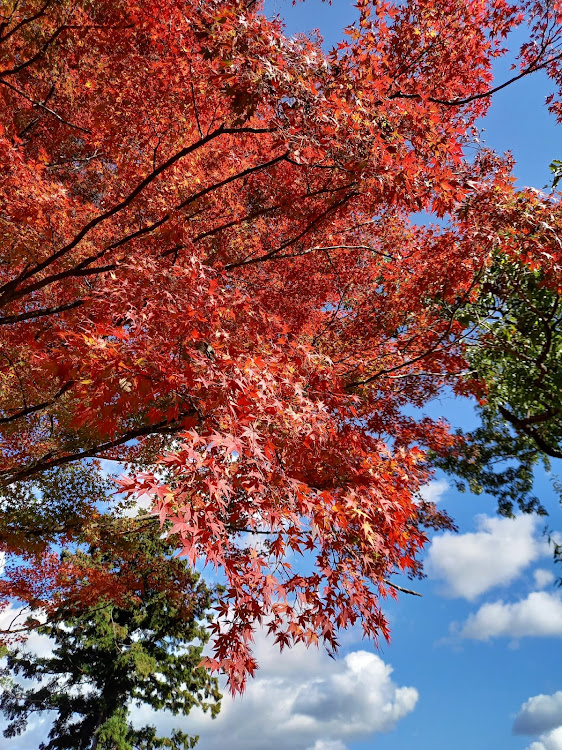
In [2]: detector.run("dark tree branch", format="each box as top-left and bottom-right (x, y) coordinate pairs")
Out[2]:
(345, 266), (486, 388)
(0, 19), (66, 77)
(175, 150), (290, 212)
(0, 125), (271, 307)
(0, 410), (198, 488)
(0, 128), (279, 306)
(0, 0), (53, 44)
(389, 50), (562, 108)
(275, 244), (396, 262)
(0, 78), (90, 132)
(4, 153), (289, 303)
(498, 405), (562, 459)
(224, 192), (355, 270)
(0, 381), (74, 425)
(0, 299), (84, 324)
(190, 81), (203, 139)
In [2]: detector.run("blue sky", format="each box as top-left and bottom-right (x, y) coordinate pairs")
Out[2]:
(4, 3), (562, 749)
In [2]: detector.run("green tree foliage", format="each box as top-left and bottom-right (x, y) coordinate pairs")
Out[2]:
(436, 249), (562, 517)
(0, 462), (112, 557)
(0, 523), (221, 750)
(550, 159), (562, 189)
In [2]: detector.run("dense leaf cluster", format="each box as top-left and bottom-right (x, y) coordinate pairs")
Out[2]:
(1, 0), (562, 698)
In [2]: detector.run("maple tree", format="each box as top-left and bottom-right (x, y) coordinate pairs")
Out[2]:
(2, 0), (562, 692)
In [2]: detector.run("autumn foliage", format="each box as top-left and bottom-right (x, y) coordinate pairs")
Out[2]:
(2, 0), (562, 691)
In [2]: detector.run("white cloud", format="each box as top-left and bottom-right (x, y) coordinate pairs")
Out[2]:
(426, 514), (544, 600)
(117, 492), (153, 518)
(0, 607), (57, 750)
(306, 742), (347, 750)
(0, 714), (57, 750)
(459, 591), (562, 640)
(526, 726), (562, 750)
(418, 478), (449, 504)
(129, 636), (418, 750)
(0, 606), (52, 658)
(514, 691), (562, 735)
(534, 569), (556, 590)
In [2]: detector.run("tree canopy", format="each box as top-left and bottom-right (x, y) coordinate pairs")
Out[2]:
(1, 0), (562, 692)
(0, 520), (221, 750)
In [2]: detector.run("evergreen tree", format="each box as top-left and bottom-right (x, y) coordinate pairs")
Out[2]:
(0, 521), (221, 750)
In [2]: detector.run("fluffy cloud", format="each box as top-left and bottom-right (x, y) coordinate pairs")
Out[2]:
(534, 569), (556, 590)
(129, 637), (418, 750)
(514, 691), (562, 735)
(0, 631), (418, 750)
(459, 591), (562, 640)
(526, 726), (562, 750)
(418, 478), (449, 505)
(426, 514), (544, 600)
(0, 606), (52, 658)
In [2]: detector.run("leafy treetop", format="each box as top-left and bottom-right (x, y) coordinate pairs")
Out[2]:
(2, 0), (562, 691)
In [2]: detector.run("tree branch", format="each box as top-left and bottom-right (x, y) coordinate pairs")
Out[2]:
(389, 50), (562, 108)
(0, 19), (66, 77)
(0, 126), (273, 304)
(224, 192), (355, 270)
(0, 129), (279, 306)
(0, 299), (84, 324)
(498, 405), (562, 459)
(0, 410), (197, 487)
(0, 77), (90, 133)
(384, 579), (422, 596)
(0, 381), (74, 425)
(0, 0), (53, 44)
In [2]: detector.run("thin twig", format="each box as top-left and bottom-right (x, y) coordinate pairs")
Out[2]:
(384, 579), (422, 596)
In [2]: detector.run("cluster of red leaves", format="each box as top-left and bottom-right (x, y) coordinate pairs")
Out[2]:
(2, 0), (562, 691)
